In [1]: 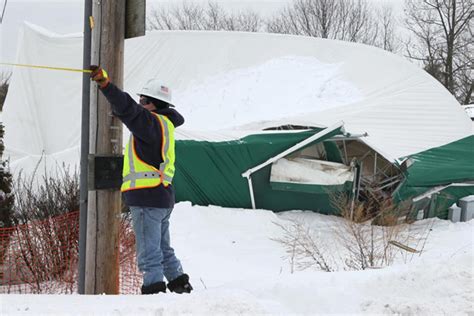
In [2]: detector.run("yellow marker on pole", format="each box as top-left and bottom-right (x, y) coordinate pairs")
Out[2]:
(0, 62), (92, 73)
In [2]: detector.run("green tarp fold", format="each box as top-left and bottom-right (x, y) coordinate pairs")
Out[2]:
(394, 135), (474, 218)
(401, 135), (474, 187)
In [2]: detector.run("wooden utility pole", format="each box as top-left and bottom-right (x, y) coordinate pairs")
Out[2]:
(85, 0), (125, 294)
(78, 0), (93, 295)
(80, 0), (145, 295)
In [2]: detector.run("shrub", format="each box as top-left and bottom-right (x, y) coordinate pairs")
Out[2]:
(7, 166), (80, 293)
(0, 85), (14, 264)
(12, 166), (79, 224)
(274, 190), (433, 272)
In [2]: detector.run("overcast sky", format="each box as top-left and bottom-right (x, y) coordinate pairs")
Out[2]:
(0, 0), (403, 67)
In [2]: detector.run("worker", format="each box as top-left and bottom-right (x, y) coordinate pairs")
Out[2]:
(90, 66), (193, 295)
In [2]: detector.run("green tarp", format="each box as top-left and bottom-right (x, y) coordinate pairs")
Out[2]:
(401, 135), (474, 187)
(394, 135), (474, 218)
(174, 128), (347, 213)
(175, 128), (473, 217)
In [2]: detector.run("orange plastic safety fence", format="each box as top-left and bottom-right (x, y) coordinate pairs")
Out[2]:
(0, 211), (142, 294)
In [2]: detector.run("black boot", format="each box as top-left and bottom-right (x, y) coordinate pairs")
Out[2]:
(141, 281), (166, 295)
(167, 274), (193, 294)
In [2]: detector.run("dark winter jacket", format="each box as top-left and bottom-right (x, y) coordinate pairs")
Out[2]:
(100, 83), (185, 208)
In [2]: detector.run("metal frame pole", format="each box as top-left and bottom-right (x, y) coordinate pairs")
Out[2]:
(245, 175), (257, 209)
(78, 0), (92, 295)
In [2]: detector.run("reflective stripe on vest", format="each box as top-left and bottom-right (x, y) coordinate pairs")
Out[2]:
(121, 113), (175, 192)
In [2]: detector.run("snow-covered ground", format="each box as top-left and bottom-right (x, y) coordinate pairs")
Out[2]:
(1, 202), (473, 315)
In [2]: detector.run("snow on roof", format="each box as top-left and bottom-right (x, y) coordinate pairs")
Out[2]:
(3, 23), (472, 174)
(174, 55), (363, 131)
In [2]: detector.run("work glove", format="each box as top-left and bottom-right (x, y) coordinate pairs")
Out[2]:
(90, 65), (110, 89)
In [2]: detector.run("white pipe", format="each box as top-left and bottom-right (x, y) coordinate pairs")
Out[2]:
(245, 175), (257, 209)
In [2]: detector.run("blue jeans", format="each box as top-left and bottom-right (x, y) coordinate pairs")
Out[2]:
(130, 206), (184, 286)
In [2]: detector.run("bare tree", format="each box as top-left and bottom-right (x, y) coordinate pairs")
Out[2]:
(265, 0), (400, 52)
(272, 220), (335, 272)
(266, 0), (339, 37)
(148, 2), (263, 32)
(148, 0), (400, 52)
(174, 2), (206, 30)
(204, 1), (226, 30)
(405, 0), (474, 104)
(223, 10), (262, 32)
(147, 6), (175, 30)
(148, 3), (204, 31)
(375, 4), (401, 52)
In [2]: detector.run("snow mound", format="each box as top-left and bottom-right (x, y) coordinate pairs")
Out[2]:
(175, 56), (363, 130)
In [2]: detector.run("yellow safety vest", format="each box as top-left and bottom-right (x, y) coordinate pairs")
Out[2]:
(121, 113), (176, 192)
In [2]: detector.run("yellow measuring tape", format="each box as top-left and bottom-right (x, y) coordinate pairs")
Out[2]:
(0, 62), (92, 73)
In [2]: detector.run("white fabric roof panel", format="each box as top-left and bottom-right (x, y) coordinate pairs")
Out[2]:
(3, 24), (84, 173)
(3, 23), (472, 174)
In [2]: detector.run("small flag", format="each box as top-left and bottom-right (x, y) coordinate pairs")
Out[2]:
(161, 86), (169, 94)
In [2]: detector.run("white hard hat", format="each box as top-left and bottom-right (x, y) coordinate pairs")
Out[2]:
(137, 79), (175, 107)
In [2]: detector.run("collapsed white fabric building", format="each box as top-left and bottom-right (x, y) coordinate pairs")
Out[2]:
(3, 23), (473, 215)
